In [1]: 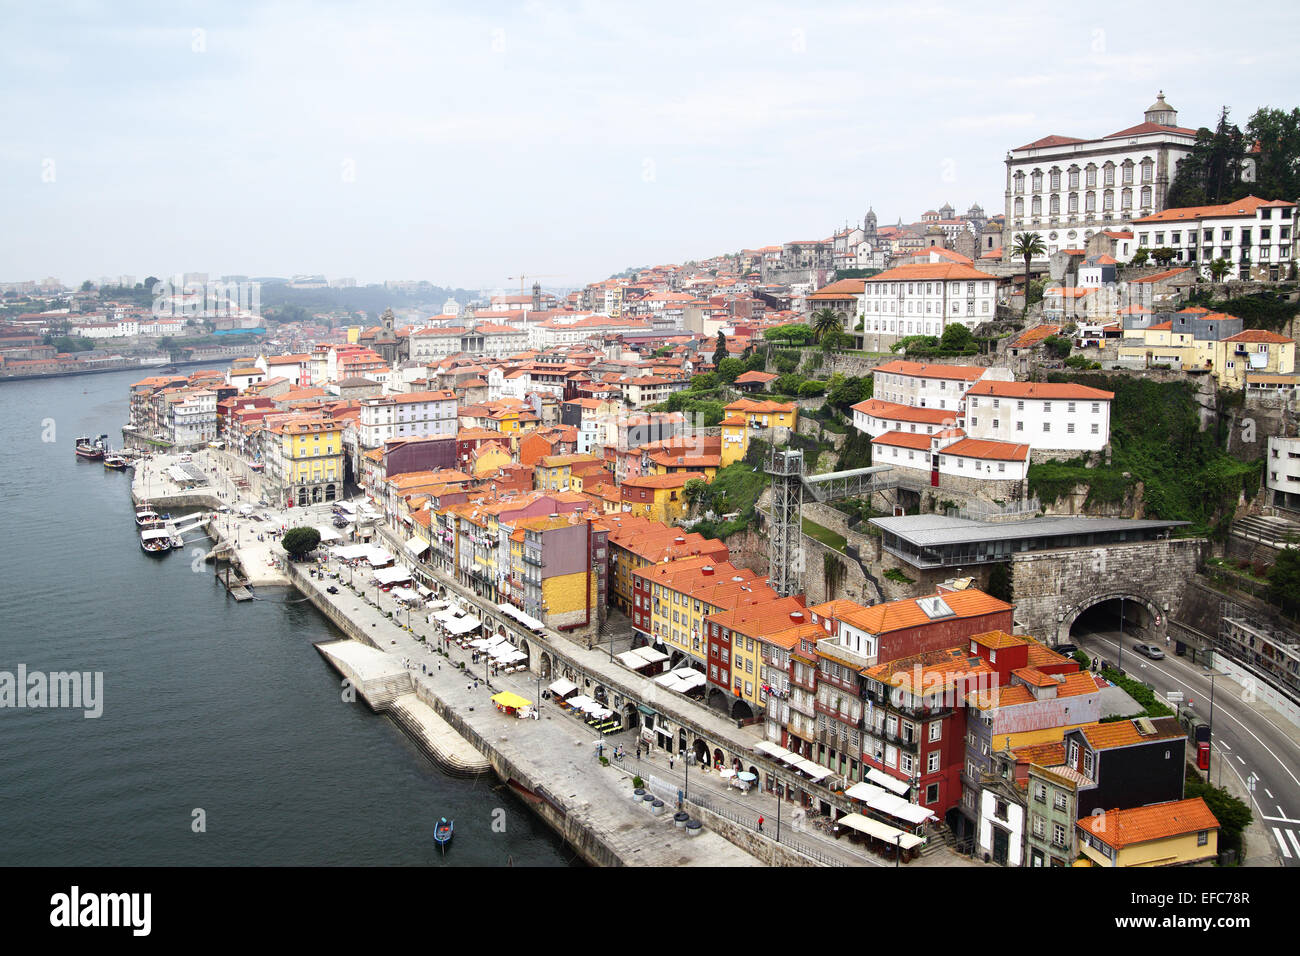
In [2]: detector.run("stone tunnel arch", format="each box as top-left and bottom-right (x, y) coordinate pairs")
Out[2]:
(1060, 591), (1166, 645)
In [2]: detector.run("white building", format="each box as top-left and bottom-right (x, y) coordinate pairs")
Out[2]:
(1004, 93), (1198, 258)
(870, 429), (1031, 483)
(1266, 436), (1300, 511)
(851, 398), (962, 437)
(962, 382), (1113, 452)
(167, 389), (217, 446)
(1133, 195), (1297, 281)
(358, 389), (458, 448)
(868, 360), (1013, 412)
(860, 263), (1000, 347)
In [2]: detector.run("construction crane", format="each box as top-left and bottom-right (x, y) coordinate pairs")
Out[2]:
(505, 273), (564, 295)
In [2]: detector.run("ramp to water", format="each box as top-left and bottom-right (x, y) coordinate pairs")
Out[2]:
(315, 639), (414, 711)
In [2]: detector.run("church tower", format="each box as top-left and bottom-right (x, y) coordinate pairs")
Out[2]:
(531, 280), (542, 312)
(864, 206), (877, 240)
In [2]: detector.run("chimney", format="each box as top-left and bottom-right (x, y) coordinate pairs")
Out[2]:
(702, 565), (714, 575)
(789, 611), (805, 623)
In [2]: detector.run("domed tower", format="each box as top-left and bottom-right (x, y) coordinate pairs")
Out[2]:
(1144, 91), (1178, 127)
(938, 201), (955, 220)
(864, 206), (878, 239)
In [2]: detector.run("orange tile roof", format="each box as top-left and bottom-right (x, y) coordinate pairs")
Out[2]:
(1076, 718), (1183, 750)
(1128, 268), (1191, 285)
(941, 438), (1030, 462)
(838, 588), (1011, 636)
(852, 398), (960, 425)
(1133, 195), (1293, 224)
(871, 360), (988, 381)
(1224, 329), (1292, 344)
(1010, 325), (1062, 348)
(966, 381), (1113, 400)
(1076, 798), (1219, 850)
(866, 262), (998, 283)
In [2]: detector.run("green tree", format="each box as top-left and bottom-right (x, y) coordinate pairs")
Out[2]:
(1167, 108), (1248, 207)
(1246, 106), (1300, 201)
(1131, 247), (1151, 267)
(716, 357), (745, 382)
(820, 327), (852, 352)
(79, 279), (94, 292)
(1151, 247), (1178, 267)
(1209, 258), (1232, 282)
(713, 331), (727, 367)
(939, 323), (975, 352)
(1184, 770), (1252, 859)
(1011, 233), (1047, 317)
(281, 527), (322, 560)
(811, 308), (842, 342)
(986, 562), (1013, 602)
(1042, 335), (1072, 359)
(797, 380), (826, 397)
(1268, 548), (1300, 616)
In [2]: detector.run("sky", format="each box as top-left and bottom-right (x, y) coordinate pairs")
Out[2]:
(3, 0), (1298, 292)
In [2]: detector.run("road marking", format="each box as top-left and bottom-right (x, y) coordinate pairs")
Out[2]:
(1290, 830), (1300, 861)
(1218, 740), (1231, 751)
(1084, 633), (1300, 790)
(1267, 788), (1276, 799)
(1277, 829), (1293, 859)
(1237, 755), (1247, 765)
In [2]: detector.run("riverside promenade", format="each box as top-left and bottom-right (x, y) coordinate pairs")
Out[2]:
(128, 449), (973, 866)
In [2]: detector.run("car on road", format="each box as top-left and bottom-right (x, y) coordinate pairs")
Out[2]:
(326, 585), (339, 594)
(333, 517), (349, 528)
(1133, 642), (1165, 660)
(1055, 643), (1078, 656)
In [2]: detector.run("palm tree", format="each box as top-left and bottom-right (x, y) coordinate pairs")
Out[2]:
(1011, 233), (1047, 317)
(812, 308), (842, 342)
(1209, 258), (1232, 282)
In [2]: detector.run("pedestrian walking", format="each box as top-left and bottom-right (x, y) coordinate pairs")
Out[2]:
(757, 816), (764, 833)
(669, 756), (674, 770)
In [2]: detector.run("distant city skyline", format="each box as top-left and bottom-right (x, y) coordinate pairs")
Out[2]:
(3, 1), (1296, 288)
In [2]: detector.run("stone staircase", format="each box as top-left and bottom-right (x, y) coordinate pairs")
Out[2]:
(1232, 513), (1300, 551)
(920, 821), (964, 858)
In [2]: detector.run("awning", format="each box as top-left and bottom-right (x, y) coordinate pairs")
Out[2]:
(795, 759), (834, 781)
(634, 647), (669, 664)
(443, 614), (481, 636)
(755, 741), (792, 760)
(491, 691), (532, 710)
(845, 781), (888, 803)
(373, 566), (412, 586)
(567, 695), (595, 710)
(405, 536), (430, 557)
(868, 794), (936, 826)
(837, 813), (924, 850)
(548, 679), (578, 698)
(315, 525), (342, 543)
(390, 586), (420, 603)
(866, 768), (910, 796)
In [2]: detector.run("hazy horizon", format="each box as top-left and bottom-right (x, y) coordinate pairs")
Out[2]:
(3, 1), (1297, 290)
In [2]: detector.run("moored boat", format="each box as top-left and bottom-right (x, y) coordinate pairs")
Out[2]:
(140, 522), (172, 554)
(104, 456), (128, 470)
(136, 503), (161, 526)
(75, 435), (107, 460)
(433, 817), (454, 853)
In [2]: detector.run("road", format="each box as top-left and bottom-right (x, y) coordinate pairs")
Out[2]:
(1073, 620), (1300, 866)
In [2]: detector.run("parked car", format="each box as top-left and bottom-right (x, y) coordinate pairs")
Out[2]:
(333, 517), (349, 528)
(1133, 642), (1165, 660)
(1055, 643), (1078, 656)
(326, 585), (339, 594)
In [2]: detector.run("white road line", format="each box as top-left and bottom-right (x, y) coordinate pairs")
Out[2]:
(1280, 806), (1288, 818)
(1276, 829), (1293, 859)
(1237, 755), (1247, 765)
(1087, 633), (1300, 790)
(1262, 815), (1300, 824)
(1289, 829), (1300, 860)
(1268, 789), (1276, 799)
(1218, 740), (1232, 751)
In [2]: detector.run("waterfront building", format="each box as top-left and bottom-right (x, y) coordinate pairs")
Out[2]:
(278, 418), (345, 505)
(502, 514), (607, 629)
(599, 515), (729, 614)
(703, 597), (808, 721)
(720, 399), (798, 466)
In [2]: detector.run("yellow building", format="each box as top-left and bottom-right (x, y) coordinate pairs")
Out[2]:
(1076, 798), (1219, 867)
(720, 399), (798, 466)
(1213, 330), (1296, 389)
(619, 472), (705, 524)
(470, 440), (512, 477)
(280, 419), (344, 506)
(534, 453), (601, 492)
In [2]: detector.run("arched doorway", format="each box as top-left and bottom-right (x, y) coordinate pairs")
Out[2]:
(712, 748), (724, 769)
(325, 484), (336, 501)
(623, 703), (640, 730)
(539, 652), (552, 680)
(297, 488), (308, 506)
(311, 486), (322, 503)
(693, 739), (710, 766)
(706, 687), (729, 714)
(731, 699), (754, 721)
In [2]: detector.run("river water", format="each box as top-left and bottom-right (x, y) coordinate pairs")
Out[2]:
(0, 367), (577, 866)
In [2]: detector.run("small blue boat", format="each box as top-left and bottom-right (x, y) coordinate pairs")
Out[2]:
(434, 817), (454, 853)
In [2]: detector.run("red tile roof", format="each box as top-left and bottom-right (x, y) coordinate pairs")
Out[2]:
(1077, 797), (1218, 850)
